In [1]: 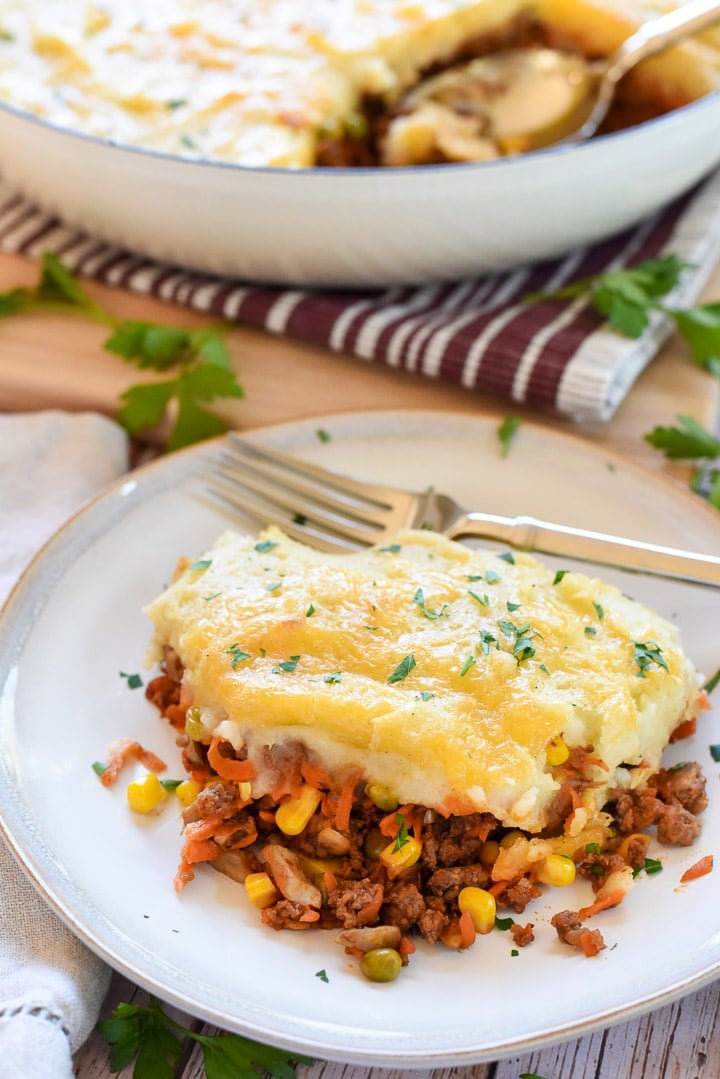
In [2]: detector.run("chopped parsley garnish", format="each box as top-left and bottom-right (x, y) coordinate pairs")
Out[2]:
(316, 428), (331, 443)
(498, 551), (515, 564)
(497, 413), (521, 458)
(202, 592), (222, 601)
(511, 948), (519, 957)
(497, 620), (538, 662)
(495, 915), (515, 931)
(506, 600), (521, 612)
(585, 842), (601, 854)
(387, 654), (416, 684)
(273, 655), (300, 674)
(92, 761), (107, 777)
(593, 601), (605, 620)
(668, 760), (689, 773)
(413, 587), (447, 620)
(226, 644), (251, 669)
(265, 581), (282, 592)
(119, 671), (143, 690)
(417, 690), (435, 701)
(379, 543), (402, 553)
(479, 629), (498, 654)
(306, 603), (316, 617)
(459, 655), (477, 677)
(633, 640), (669, 678)
(709, 745), (720, 762)
(324, 672), (342, 684)
(468, 589), (490, 607)
(188, 559), (212, 571)
(393, 813), (410, 852)
(485, 569), (501, 584)
(160, 779), (183, 792)
(704, 667), (720, 694)
(315, 968), (329, 982)
(97, 996), (313, 1078)
(584, 626), (597, 636)
(254, 540), (278, 553)
(633, 857), (663, 878)
(553, 570), (568, 584)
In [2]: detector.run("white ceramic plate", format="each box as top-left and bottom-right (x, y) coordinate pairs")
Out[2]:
(0, 410), (718, 1067)
(2, 90), (720, 286)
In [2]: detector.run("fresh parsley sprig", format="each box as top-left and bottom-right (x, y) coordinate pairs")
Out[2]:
(527, 255), (720, 511)
(0, 252), (243, 450)
(97, 997), (313, 1079)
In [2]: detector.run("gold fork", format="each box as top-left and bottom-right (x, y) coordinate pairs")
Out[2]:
(205, 434), (720, 588)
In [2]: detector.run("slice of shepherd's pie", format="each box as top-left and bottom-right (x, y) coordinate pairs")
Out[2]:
(142, 527), (708, 976)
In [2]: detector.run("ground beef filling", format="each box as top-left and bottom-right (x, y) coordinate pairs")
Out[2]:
(147, 671), (707, 960)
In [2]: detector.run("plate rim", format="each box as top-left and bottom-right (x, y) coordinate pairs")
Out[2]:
(0, 407), (718, 1067)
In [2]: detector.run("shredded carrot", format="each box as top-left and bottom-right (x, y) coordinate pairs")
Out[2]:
(100, 739), (167, 787)
(379, 811), (400, 838)
(323, 870), (338, 893)
(579, 929), (603, 958)
(301, 761), (331, 789)
(299, 909), (321, 923)
(173, 862), (195, 892)
(184, 817), (223, 842)
(398, 937), (416, 959)
(207, 737), (257, 782)
(355, 887), (384, 927)
(181, 838), (220, 865)
(334, 775), (357, 832)
(578, 889), (626, 920)
(680, 854), (714, 883)
(583, 756), (609, 772)
(458, 910), (477, 950)
(258, 809), (276, 824)
(164, 704), (187, 729)
(670, 716), (697, 743)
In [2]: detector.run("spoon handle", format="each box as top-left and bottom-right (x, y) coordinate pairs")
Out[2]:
(609, 0), (720, 82)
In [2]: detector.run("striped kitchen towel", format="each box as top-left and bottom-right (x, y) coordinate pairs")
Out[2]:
(1, 168), (720, 422)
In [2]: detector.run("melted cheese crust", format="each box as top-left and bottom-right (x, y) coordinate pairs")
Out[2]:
(0, 0), (716, 166)
(145, 527), (702, 831)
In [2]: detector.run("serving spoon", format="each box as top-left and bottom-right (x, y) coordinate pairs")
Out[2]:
(560, 0), (720, 146)
(396, 0), (720, 158)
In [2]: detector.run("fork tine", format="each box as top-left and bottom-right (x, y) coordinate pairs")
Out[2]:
(225, 434), (397, 510)
(200, 476), (367, 552)
(207, 434), (419, 546)
(208, 463), (383, 546)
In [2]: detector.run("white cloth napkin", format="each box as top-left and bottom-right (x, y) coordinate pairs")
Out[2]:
(0, 411), (129, 1077)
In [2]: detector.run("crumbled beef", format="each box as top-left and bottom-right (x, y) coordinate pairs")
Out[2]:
(503, 876), (542, 912)
(327, 878), (384, 928)
(656, 803), (702, 846)
(651, 762), (708, 815)
(417, 907), (448, 945)
(261, 899), (312, 930)
(551, 910), (605, 957)
(510, 922), (534, 947)
(182, 779), (244, 824)
(381, 882), (426, 933)
(610, 788), (664, 833)
(576, 851), (627, 892)
(426, 864), (490, 900)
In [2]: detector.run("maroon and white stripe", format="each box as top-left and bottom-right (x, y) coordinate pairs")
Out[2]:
(1, 168), (719, 423)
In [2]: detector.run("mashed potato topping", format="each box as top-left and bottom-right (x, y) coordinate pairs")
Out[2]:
(0, 0), (717, 166)
(145, 527), (702, 833)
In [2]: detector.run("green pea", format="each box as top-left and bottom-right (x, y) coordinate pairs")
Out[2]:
(359, 948), (402, 983)
(363, 827), (387, 862)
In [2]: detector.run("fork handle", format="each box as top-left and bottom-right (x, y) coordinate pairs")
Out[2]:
(450, 513), (720, 588)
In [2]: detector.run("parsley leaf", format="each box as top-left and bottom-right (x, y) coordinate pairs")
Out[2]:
(387, 654), (416, 684)
(633, 640), (669, 678)
(644, 414), (720, 460)
(97, 997), (313, 1079)
(0, 252), (244, 451)
(497, 413), (521, 457)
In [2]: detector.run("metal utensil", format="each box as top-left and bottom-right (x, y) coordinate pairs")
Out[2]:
(204, 435), (720, 588)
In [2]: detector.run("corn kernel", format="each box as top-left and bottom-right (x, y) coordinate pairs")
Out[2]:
(537, 853), (576, 887)
(365, 783), (399, 812)
(546, 736), (570, 767)
(238, 781), (253, 802)
(275, 784), (322, 836)
(458, 886), (497, 934)
(479, 840), (500, 866)
(174, 778), (201, 807)
(127, 772), (168, 813)
(244, 871), (279, 909)
(500, 829), (524, 849)
(380, 835), (422, 875)
(185, 707), (210, 743)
